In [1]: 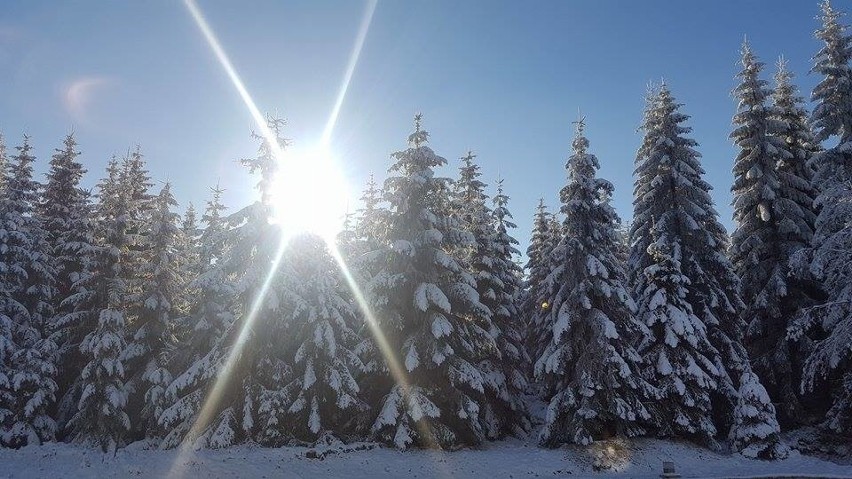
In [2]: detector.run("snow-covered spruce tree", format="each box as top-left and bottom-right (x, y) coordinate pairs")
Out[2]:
(160, 116), (288, 448)
(350, 175), (388, 386)
(786, 0), (852, 436)
(54, 159), (119, 430)
(790, 215), (852, 435)
(355, 174), (385, 253)
(63, 159), (132, 453)
(631, 85), (758, 444)
(364, 114), (495, 449)
(772, 58), (820, 219)
(118, 148), (154, 326)
(39, 134), (92, 310)
(0, 138), (59, 447)
(159, 185), (235, 449)
(639, 83), (753, 406)
(336, 210), (358, 263)
(536, 119), (652, 447)
(174, 185), (231, 360)
(487, 179), (532, 437)
(181, 202), (199, 262)
(627, 86), (662, 293)
(772, 57), (821, 271)
(638, 238), (719, 444)
(729, 371), (788, 459)
(122, 184), (182, 438)
(258, 234), (366, 443)
(114, 149), (154, 430)
(38, 135), (95, 429)
(451, 152), (529, 439)
(449, 151), (486, 263)
(175, 202), (201, 319)
(350, 175), (385, 296)
(198, 184), (229, 270)
(731, 44), (818, 427)
(523, 199), (557, 377)
(811, 0), (852, 165)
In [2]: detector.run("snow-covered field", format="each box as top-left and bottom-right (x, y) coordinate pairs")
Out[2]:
(1, 437), (850, 479)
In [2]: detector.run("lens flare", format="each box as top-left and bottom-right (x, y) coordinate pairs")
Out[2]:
(270, 143), (349, 242)
(173, 2), (450, 478)
(322, 0), (377, 144)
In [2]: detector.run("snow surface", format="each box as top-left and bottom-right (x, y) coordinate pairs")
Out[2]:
(1, 437), (850, 479)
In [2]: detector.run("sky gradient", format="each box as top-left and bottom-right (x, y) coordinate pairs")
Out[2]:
(0, 1), (832, 255)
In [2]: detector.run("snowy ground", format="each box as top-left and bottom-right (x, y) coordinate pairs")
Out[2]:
(1, 437), (850, 479)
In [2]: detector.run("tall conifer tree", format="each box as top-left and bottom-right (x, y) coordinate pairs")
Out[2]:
(731, 45), (821, 426)
(791, 0), (852, 435)
(64, 159), (132, 452)
(537, 120), (652, 446)
(365, 115), (495, 449)
(161, 117), (288, 448)
(631, 85), (766, 444)
(0, 138), (58, 447)
(523, 200), (556, 378)
(38, 135), (94, 424)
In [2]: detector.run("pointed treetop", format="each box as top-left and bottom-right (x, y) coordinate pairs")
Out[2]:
(14, 134), (35, 170)
(159, 181), (173, 198)
(774, 55), (796, 94)
(461, 150), (476, 166)
(820, 0), (840, 23)
(740, 38), (757, 67)
(571, 115), (588, 152)
(266, 113), (286, 137)
(183, 202), (196, 228)
(572, 114), (586, 137)
(776, 55), (788, 74)
(61, 132), (77, 152)
(210, 181), (225, 198)
(360, 173), (381, 205)
(410, 113), (427, 148)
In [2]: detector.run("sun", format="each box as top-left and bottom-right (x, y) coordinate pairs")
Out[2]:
(270, 142), (350, 242)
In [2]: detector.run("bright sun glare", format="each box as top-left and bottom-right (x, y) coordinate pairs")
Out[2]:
(270, 143), (349, 241)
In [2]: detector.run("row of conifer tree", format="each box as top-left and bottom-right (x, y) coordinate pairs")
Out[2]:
(0, 0), (850, 459)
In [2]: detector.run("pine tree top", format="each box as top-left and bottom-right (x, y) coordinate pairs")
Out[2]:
(734, 42), (767, 114)
(360, 174), (381, 209)
(5, 136), (39, 214)
(811, 0), (852, 143)
(242, 115), (289, 206)
(202, 183), (227, 227)
(493, 179), (517, 233)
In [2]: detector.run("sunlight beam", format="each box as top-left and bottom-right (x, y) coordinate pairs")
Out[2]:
(169, 2), (295, 477)
(321, 0), (378, 145)
(326, 244), (442, 450)
(327, 244), (459, 479)
(173, 2), (448, 476)
(167, 236), (289, 479)
(183, 0), (287, 164)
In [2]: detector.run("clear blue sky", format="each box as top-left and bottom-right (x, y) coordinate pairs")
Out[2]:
(0, 1), (829, 254)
